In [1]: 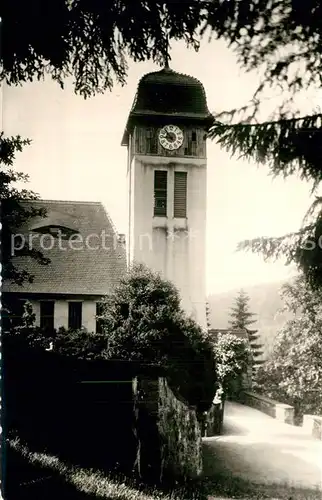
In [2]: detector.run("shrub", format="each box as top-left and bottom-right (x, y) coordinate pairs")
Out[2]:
(54, 327), (109, 359)
(4, 264), (217, 412)
(253, 275), (322, 422)
(99, 264), (217, 411)
(211, 333), (251, 398)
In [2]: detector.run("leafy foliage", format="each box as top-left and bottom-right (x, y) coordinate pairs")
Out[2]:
(5, 264), (217, 410)
(1, 134), (48, 285)
(212, 333), (251, 395)
(99, 264), (217, 410)
(253, 274), (322, 420)
(54, 328), (109, 360)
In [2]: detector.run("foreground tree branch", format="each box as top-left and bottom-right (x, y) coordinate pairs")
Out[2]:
(2, 0), (322, 287)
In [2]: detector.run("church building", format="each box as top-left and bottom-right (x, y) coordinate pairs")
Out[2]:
(3, 65), (213, 333)
(122, 64), (213, 330)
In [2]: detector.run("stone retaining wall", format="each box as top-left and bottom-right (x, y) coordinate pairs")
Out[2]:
(241, 391), (322, 440)
(303, 414), (322, 440)
(158, 378), (203, 480)
(133, 376), (203, 483)
(241, 391), (295, 425)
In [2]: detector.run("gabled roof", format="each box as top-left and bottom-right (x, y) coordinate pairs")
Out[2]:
(3, 200), (127, 296)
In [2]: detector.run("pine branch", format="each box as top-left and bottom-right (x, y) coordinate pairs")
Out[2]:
(208, 114), (322, 184)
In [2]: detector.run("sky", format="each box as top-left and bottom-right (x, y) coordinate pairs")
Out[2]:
(2, 38), (315, 294)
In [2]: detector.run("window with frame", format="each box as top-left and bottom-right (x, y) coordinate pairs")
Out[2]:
(191, 130), (197, 155)
(68, 302), (82, 330)
(40, 301), (55, 331)
(173, 172), (187, 218)
(154, 170), (167, 217)
(185, 129), (197, 156)
(96, 302), (104, 334)
(146, 128), (158, 154)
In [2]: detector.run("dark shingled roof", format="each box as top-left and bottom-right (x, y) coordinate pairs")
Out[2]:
(122, 66), (213, 146)
(3, 200), (127, 296)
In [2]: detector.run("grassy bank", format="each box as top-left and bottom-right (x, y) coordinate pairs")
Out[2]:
(204, 474), (321, 500)
(5, 438), (321, 500)
(5, 438), (204, 500)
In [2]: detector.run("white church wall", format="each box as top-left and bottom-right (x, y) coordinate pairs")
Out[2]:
(128, 154), (207, 330)
(28, 298), (97, 332)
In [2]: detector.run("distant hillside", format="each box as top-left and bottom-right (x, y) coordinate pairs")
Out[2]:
(207, 281), (293, 360)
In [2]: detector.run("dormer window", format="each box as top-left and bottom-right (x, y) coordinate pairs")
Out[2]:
(31, 224), (79, 239)
(29, 210), (79, 239)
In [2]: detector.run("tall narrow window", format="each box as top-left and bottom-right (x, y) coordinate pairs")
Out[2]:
(68, 302), (82, 330)
(185, 130), (197, 156)
(191, 131), (197, 155)
(96, 302), (104, 334)
(146, 128), (157, 154)
(154, 170), (167, 217)
(174, 172), (187, 218)
(40, 301), (55, 331)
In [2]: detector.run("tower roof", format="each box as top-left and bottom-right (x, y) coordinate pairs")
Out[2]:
(121, 67), (213, 146)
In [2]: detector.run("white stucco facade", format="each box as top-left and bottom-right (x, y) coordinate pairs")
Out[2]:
(29, 298), (97, 332)
(127, 154), (207, 330)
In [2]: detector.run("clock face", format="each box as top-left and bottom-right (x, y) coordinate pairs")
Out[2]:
(159, 125), (184, 151)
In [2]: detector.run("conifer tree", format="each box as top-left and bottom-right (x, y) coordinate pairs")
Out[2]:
(228, 290), (256, 330)
(246, 328), (264, 376)
(228, 290), (263, 374)
(206, 301), (212, 330)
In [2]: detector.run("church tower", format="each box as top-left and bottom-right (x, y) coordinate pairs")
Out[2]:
(121, 66), (213, 330)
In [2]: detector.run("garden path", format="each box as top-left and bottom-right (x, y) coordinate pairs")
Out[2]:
(203, 401), (322, 491)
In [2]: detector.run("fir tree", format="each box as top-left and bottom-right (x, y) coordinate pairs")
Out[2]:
(228, 290), (263, 375)
(246, 328), (264, 377)
(205, 2), (322, 290)
(228, 290), (256, 330)
(206, 301), (212, 330)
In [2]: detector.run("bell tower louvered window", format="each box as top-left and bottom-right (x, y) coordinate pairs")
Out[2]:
(174, 172), (187, 218)
(154, 170), (167, 217)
